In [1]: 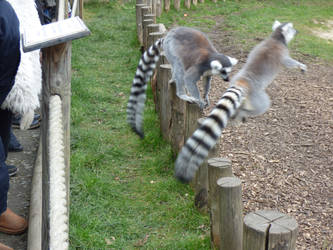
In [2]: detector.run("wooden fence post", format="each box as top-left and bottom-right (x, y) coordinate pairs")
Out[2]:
(41, 41), (72, 250)
(150, 31), (165, 106)
(169, 82), (187, 154)
(192, 0), (198, 6)
(142, 18), (154, 50)
(191, 118), (218, 212)
(136, 4), (146, 45)
(174, 0), (180, 10)
(164, 0), (170, 12)
(184, 0), (191, 9)
(155, 0), (162, 17)
(217, 176), (243, 250)
(157, 64), (172, 141)
(207, 158), (233, 248)
(243, 210), (298, 250)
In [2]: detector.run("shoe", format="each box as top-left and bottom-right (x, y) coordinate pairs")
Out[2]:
(0, 208), (28, 235)
(0, 242), (13, 250)
(8, 131), (23, 152)
(6, 165), (17, 177)
(12, 113), (40, 130)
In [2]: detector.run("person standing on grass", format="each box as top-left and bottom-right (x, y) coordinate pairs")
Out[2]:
(0, 0), (28, 249)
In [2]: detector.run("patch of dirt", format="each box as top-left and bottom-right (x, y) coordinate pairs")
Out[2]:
(312, 20), (333, 42)
(203, 21), (333, 250)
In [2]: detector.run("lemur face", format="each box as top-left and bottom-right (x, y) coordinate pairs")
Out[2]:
(210, 56), (238, 82)
(272, 20), (297, 44)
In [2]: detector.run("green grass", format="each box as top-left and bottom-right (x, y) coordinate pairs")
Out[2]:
(70, 1), (332, 249)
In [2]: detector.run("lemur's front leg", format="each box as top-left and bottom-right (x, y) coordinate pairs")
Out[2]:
(282, 56), (307, 72)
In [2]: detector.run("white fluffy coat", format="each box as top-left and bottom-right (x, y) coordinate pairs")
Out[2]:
(1, 0), (42, 128)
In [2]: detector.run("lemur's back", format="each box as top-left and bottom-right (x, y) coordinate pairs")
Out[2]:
(233, 37), (288, 90)
(163, 27), (217, 70)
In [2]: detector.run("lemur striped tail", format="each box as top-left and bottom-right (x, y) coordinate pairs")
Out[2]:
(174, 83), (248, 182)
(127, 39), (164, 138)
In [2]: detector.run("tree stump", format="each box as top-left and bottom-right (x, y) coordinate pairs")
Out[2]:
(243, 210), (298, 250)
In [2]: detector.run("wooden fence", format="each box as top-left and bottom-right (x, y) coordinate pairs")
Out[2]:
(136, 1), (299, 249)
(27, 1), (83, 249)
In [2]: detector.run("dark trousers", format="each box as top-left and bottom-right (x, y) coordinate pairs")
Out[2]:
(0, 108), (12, 214)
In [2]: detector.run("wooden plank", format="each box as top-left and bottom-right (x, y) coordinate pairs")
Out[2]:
(217, 177), (243, 250)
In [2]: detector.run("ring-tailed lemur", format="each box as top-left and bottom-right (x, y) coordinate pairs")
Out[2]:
(127, 27), (238, 138)
(175, 20), (307, 182)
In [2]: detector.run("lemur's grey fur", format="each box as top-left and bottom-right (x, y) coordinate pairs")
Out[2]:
(127, 27), (238, 138)
(175, 21), (307, 182)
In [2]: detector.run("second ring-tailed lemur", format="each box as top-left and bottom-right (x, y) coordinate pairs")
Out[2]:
(175, 20), (307, 182)
(127, 26), (238, 138)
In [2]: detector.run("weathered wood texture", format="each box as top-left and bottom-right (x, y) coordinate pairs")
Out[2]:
(243, 210), (298, 250)
(147, 24), (160, 48)
(217, 177), (243, 250)
(164, 0), (170, 12)
(150, 31), (165, 105)
(41, 41), (72, 250)
(207, 157), (233, 248)
(192, 0), (198, 6)
(136, 4), (146, 45)
(192, 118), (218, 212)
(184, 0), (191, 9)
(142, 19), (154, 49)
(174, 0), (180, 10)
(140, 6), (151, 45)
(157, 64), (172, 141)
(155, 0), (162, 17)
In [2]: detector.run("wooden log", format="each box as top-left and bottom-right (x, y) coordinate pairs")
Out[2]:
(142, 19), (154, 50)
(158, 64), (172, 141)
(243, 210), (298, 250)
(192, 118), (216, 213)
(155, 0), (162, 17)
(207, 158), (232, 248)
(184, 0), (191, 9)
(164, 0), (170, 12)
(136, 4), (146, 45)
(169, 82), (187, 155)
(174, 0), (180, 10)
(217, 177), (243, 250)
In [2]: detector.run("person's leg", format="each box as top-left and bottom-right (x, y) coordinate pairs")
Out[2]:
(0, 109), (16, 176)
(0, 138), (9, 215)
